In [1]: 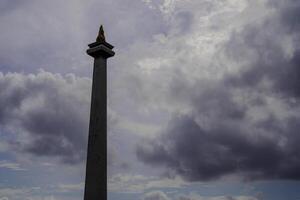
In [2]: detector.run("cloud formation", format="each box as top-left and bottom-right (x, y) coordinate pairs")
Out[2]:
(0, 0), (169, 75)
(141, 191), (260, 200)
(142, 191), (170, 200)
(136, 0), (300, 181)
(0, 71), (91, 164)
(108, 174), (188, 193)
(0, 160), (26, 171)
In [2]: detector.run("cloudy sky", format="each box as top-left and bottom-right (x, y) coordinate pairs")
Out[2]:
(1, 0), (300, 199)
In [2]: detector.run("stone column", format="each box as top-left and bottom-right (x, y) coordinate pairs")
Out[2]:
(84, 26), (115, 200)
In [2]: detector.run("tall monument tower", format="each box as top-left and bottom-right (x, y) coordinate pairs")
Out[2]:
(84, 25), (115, 200)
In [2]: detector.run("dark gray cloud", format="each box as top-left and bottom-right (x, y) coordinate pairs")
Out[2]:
(224, 3), (300, 99)
(136, 0), (300, 181)
(0, 71), (91, 164)
(137, 114), (300, 181)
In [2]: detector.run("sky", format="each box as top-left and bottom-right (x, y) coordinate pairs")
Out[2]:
(0, 0), (300, 199)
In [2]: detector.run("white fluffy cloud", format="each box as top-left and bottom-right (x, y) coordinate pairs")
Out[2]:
(0, 160), (25, 171)
(109, 174), (189, 193)
(142, 191), (170, 200)
(141, 191), (260, 200)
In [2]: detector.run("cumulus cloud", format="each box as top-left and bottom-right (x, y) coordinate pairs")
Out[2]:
(0, 70), (91, 164)
(0, 160), (26, 171)
(136, 0), (300, 181)
(177, 195), (259, 200)
(0, 187), (34, 200)
(142, 191), (170, 200)
(141, 191), (260, 200)
(58, 182), (84, 192)
(0, 185), (82, 200)
(108, 173), (189, 193)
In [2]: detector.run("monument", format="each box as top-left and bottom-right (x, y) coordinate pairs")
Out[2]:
(84, 25), (115, 200)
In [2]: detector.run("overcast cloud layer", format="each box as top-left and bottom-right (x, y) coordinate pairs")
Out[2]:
(1, 0), (300, 199)
(136, 0), (300, 181)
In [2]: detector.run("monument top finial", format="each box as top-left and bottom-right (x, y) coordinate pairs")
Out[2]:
(87, 24), (114, 56)
(96, 25), (106, 42)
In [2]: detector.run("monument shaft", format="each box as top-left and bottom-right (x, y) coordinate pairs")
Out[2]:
(84, 26), (114, 200)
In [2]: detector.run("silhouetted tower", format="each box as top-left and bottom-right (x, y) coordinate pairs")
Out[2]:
(84, 25), (115, 200)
